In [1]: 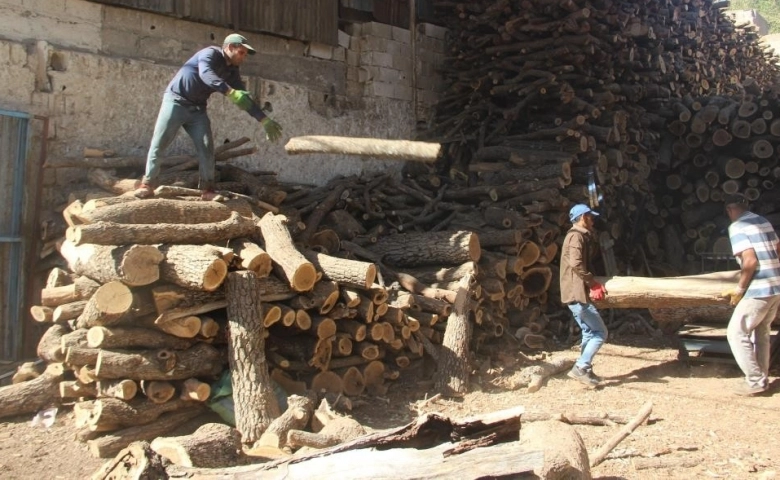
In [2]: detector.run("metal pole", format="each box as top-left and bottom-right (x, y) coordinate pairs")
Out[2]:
(410, 0), (417, 131)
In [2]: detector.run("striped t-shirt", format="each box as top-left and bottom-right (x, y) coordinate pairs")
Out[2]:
(729, 211), (780, 298)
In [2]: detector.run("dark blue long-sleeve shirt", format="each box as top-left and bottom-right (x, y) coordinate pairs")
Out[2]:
(165, 46), (245, 107)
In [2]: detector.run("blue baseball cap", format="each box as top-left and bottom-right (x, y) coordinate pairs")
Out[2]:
(569, 204), (599, 223)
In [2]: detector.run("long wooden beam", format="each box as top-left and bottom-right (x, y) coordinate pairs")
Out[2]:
(284, 135), (441, 162)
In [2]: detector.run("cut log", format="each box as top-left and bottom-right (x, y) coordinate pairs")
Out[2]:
(0, 363), (64, 420)
(87, 326), (195, 350)
(52, 300), (88, 323)
(159, 245), (228, 292)
(90, 441), (168, 480)
(66, 211), (256, 246)
(590, 401), (653, 467)
(59, 380), (97, 399)
(96, 379), (138, 401)
(30, 305), (54, 323)
(77, 198), (252, 225)
(46, 267), (74, 288)
(41, 276), (100, 307)
(151, 423), (243, 468)
(593, 271), (741, 309)
(59, 240), (163, 287)
(37, 324), (69, 363)
(226, 271), (281, 444)
(88, 397), (192, 432)
(285, 136), (441, 163)
(179, 378), (211, 402)
(287, 415), (366, 450)
(303, 251), (376, 289)
(140, 381), (176, 404)
(435, 274), (475, 397)
(75, 281), (134, 329)
(369, 230), (481, 267)
(519, 421), (591, 479)
(95, 343), (224, 381)
(258, 213), (317, 292)
(87, 406), (206, 458)
(254, 393), (317, 451)
(230, 238), (272, 277)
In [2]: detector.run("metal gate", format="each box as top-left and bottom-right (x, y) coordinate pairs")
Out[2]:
(0, 110), (30, 360)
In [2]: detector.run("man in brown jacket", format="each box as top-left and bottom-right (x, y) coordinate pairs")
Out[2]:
(560, 204), (608, 386)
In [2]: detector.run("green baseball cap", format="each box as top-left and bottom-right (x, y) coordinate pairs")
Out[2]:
(223, 33), (256, 54)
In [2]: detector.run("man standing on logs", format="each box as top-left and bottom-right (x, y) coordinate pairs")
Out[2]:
(134, 33), (283, 201)
(723, 194), (780, 396)
(560, 204), (608, 387)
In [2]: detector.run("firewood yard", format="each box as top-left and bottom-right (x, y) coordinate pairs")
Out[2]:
(4, 0), (780, 478)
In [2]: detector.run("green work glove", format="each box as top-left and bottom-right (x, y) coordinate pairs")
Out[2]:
(260, 117), (283, 142)
(226, 89), (253, 111)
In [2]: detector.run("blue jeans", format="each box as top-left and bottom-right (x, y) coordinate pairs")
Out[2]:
(568, 302), (608, 371)
(143, 93), (215, 190)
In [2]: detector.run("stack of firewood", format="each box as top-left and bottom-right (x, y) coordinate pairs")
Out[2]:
(424, 0), (780, 270)
(649, 91), (780, 272)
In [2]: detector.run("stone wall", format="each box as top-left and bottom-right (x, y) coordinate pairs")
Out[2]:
(0, 0), (446, 209)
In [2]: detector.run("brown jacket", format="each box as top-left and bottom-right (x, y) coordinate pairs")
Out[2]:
(560, 225), (597, 304)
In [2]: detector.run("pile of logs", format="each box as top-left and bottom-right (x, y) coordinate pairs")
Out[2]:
(651, 91), (780, 272)
(425, 0), (780, 272)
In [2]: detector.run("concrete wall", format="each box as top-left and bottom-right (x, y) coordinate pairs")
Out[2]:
(0, 0), (446, 209)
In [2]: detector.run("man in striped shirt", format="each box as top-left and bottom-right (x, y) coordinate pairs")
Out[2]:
(724, 193), (780, 396)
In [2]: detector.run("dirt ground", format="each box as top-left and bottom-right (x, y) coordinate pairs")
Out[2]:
(1, 333), (779, 479)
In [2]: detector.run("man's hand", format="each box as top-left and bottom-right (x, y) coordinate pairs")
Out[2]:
(589, 282), (607, 302)
(721, 286), (745, 306)
(260, 117), (283, 142)
(226, 89), (254, 111)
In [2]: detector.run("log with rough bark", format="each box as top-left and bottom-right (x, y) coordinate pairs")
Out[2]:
(90, 441), (168, 480)
(151, 423), (243, 468)
(285, 136), (442, 163)
(76, 281), (134, 329)
(12, 362), (44, 384)
(88, 406), (206, 458)
(593, 271), (740, 309)
(0, 363), (65, 419)
(286, 415), (366, 450)
(87, 397), (193, 432)
(179, 378), (211, 402)
(230, 238), (272, 277)
(519, 420), (591, 479)
(258, 213), (317, 292)
(369, 230), (481, 267)
(303, 251), (377, 289)
(590, 401), (654, 468)
(66, 211), (256, 246)
(60, 240), (163, 286)
(226, 271), (281, 444)
(87, 326), (195, 350)
(38, 324), (69, 363)
(76, 198), (252, 225)
(435, 274), (475, 397)
(53, 300), (88, 323)
(140, 381), (176, 404)
(159, 245), (229, 292)
(96, 379), (138, 401)
(251, 393), (317, 455)
(94, 343), (224, 381)
(41, 276), (100, 307)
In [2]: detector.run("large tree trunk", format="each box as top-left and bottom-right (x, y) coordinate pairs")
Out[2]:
(258, 213), (317, 292)
(594, 270), (740, 309)
(66, 211), (256, 246)
(94, 343), (224, 381)
(226, 271), (281, 445)
(76, 198), (252, 225)
(60, 241), (163, 287)
(370, 231), (481, 267)
(435, 274), (475, 397)
(285, 136), (442, 163)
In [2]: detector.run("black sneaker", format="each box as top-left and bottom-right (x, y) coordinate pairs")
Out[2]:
(568, 366), (599, 386)
(585, 368), (602, 383)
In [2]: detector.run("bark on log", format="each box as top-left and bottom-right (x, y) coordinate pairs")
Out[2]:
(519, 421), (591, 480)
(90, 441), (168, 480)
(41, 276), (101, 307)
(258, 213), (317, 292)
(303, 251), (377, 289)
(60, 240), (163, 286)
(67, 211), (256, 246)
(151, 423), (243, 468)
(226, 271), (281, 444)
(370, 230), (481, 267)
(87, 326), (195, 350)
(254, 393), (317, 451)
(593, 271), (740, 309)
(435, 274), (475, 397)
(285, 136), (442, 163)
(88, 397), (193, 432)
(140, 381), (176, 404)
(76, 198), (252, 225)
(159, 245), (228, 292)
(52, 300), (88, 323)
(230, 238), (272, 277)
(87, 406), (206, 458)
(0, 363), (64, 420)
(38, 324), (69, 363)
(96, 379), (138, 401)
(94, 343), (224, 381)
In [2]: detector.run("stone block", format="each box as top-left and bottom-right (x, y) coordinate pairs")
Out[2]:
(392, 26), (411, 45)
(9, 42), (27, 66)
(349, 35), (361, 51)
(344, 23), (362, 37)
(369, 81), (394, 98)
(392, 54), (413, 73)
(422, 23), (448, 41)
(138, 37), (184, 62)
(346, 49), (360, 67)
(140, 12), (180, 38)
(338, 30), (350, 49)
(346, 80), (363, 98)
(360, 50), (373, 65)
(333, 46), (346, 62)
(392, 84), (413, 101)
(363, 22), (392, 39)
(307, 42), (333, 60)
(361, 35), (389, 52)
(347, 66), (360, 82)
(358, 66), (375, 83)
(385, 39), (403, 57)
(372, 52), (393, 68)
(64, 0), (101, 22)
(102, 5), (142, 32)
(378, 66), (408, 85)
